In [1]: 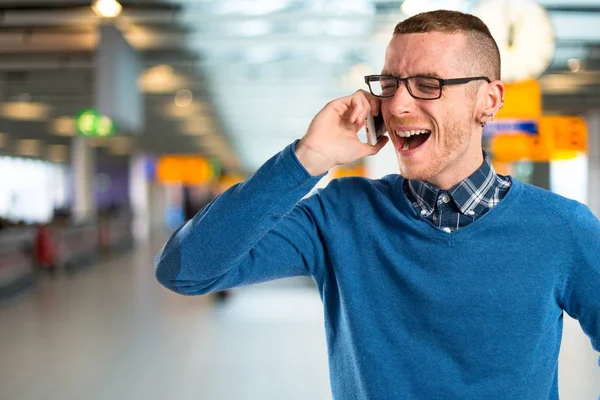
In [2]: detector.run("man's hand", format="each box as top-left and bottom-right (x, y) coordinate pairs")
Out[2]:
(295, 90), (390, 176)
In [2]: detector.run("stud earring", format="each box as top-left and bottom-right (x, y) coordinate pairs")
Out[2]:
(481, 112), (492, 128)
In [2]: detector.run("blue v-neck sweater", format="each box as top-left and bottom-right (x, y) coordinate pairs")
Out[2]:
(155, 142), (600, 399)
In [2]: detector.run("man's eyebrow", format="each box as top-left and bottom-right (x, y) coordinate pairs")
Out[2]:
(379, 71), (444, 79)
(416, 72), (443, 79)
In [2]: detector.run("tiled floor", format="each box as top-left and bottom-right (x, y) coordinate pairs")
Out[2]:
(0, 237), (598, 400)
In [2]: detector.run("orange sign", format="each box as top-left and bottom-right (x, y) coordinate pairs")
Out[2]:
(491, 133), (549, 163)
(332, 162), (366, 179)
(157, 156), (215, 185)
(539, 116), (587, 159)
(490, 116), (588, 163)
(217, 174), (246, 193)
(496, 79), (542, 119)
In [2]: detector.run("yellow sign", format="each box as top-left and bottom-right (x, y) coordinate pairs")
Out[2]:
(490, 78), (587, 162)
(332, 162), (365, 179)
(157, 156), (214, 185)
(539, 116), (587, 159)
(496, 79), (541, 119)
(491, 116), (587, 162)
(491, 133), (548, 163)
(217, 174), (246, 193)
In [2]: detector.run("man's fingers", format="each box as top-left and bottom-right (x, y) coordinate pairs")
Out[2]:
(365, 135), (389, 155)
(350, 98), (364, 123)
(357, 89), (381, 117)
(347, 91), (376, 123)
(367, 96), (381, 117)
(360, 96), (372, 121)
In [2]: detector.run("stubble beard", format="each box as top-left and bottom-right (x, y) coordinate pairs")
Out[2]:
(398, 112), (473, 183)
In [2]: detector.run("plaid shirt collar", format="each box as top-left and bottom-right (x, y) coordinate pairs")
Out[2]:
(406, 151), (511, 217)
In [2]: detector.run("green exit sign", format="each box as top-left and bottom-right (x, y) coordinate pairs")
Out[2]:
(76, 109), (117, 137)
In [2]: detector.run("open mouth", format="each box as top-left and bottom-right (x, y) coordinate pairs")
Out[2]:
(395, 129), (432, 151)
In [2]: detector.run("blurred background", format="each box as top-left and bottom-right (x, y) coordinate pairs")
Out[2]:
(0, 0), (599, 399)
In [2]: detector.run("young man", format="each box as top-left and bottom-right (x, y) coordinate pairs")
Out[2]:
(155, 10), (600, 399)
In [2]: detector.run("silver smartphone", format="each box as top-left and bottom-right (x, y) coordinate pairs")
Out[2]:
(365, 113), (386, 146)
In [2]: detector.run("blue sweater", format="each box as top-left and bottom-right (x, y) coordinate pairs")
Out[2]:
(155, 142), (600, 399)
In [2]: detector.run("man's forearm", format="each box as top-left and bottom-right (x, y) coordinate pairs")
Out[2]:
(154, 142), (324, 295)
(295, 139), (336, 177)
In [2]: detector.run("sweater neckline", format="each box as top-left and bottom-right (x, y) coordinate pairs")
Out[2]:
(395, 175), (524, 240)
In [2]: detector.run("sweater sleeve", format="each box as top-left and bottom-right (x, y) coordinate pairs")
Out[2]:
(563, 203), (600, 354)
(154, 141), (328, 295)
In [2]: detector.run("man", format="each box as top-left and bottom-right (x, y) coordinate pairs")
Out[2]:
(155, 10), (600, 399)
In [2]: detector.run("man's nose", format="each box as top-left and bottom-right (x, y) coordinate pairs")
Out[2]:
(387, 81), (415, 116)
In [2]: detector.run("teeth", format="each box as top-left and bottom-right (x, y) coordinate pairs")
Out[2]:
(395, 129), (430, 137)
(402, 141), (410, 150)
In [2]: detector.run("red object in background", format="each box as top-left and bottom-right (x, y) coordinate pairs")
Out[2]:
(35, 225), (57, 268)
(98, 223), (110, 250)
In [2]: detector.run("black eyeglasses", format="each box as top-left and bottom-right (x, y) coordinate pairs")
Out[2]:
(364, 75), (491, 100)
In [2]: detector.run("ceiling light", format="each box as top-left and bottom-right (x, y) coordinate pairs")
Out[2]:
(0, 102), (51, 121)
(175, 89), (193, 108)
(91, 0), (122, 18)
(138, 65), (185, 94)
(187, 115), (214, 126)
(539, 74), (581, 94)
(181, 122), (211, 136)
(51, 117), (76, 136)
(162, 101), (208, 119)
(568, 58), (581, 73)
(16, 139), (41, 157)
(199, 135), (227, 144)
(181, 117), (216, 136)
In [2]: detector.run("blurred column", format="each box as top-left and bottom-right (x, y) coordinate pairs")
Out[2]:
(587, 110), (600, 216)
(96, 23), (143, 134)
(530, 162), (550, 190)
(72, 137), (96, 223)
(149, 181), (167, 233)
(550, 155), (588, 204)
(96, 23), (144, 238)
(129, 153), (149, 241)
(558, 112), (600, 396)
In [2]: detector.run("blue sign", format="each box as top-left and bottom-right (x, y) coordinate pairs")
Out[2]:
(483, 120), (538, 138)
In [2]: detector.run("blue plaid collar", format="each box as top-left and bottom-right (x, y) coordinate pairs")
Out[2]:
(406, 152), (511, 217)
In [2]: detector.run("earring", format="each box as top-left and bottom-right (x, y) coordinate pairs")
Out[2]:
(480, 112), (492, 128)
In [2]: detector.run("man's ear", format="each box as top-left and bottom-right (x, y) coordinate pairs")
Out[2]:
(482, 80), (504, 117)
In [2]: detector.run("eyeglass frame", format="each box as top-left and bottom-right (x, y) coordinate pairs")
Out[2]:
(364, 75), (492, 100)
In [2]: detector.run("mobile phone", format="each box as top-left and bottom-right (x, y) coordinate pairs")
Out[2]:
(365, 113), (386, 146)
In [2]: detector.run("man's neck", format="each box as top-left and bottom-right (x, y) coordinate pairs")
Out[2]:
(425, 151), (485, 191)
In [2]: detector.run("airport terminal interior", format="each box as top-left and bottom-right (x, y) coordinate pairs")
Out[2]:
(0, 0), (600, 399)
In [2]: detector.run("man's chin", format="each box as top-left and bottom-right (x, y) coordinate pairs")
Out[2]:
(398, 165), (432, 181)
(401, 172), (430, 181)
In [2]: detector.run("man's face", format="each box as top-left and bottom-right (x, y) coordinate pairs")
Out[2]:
(381, 32), (482, 185)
